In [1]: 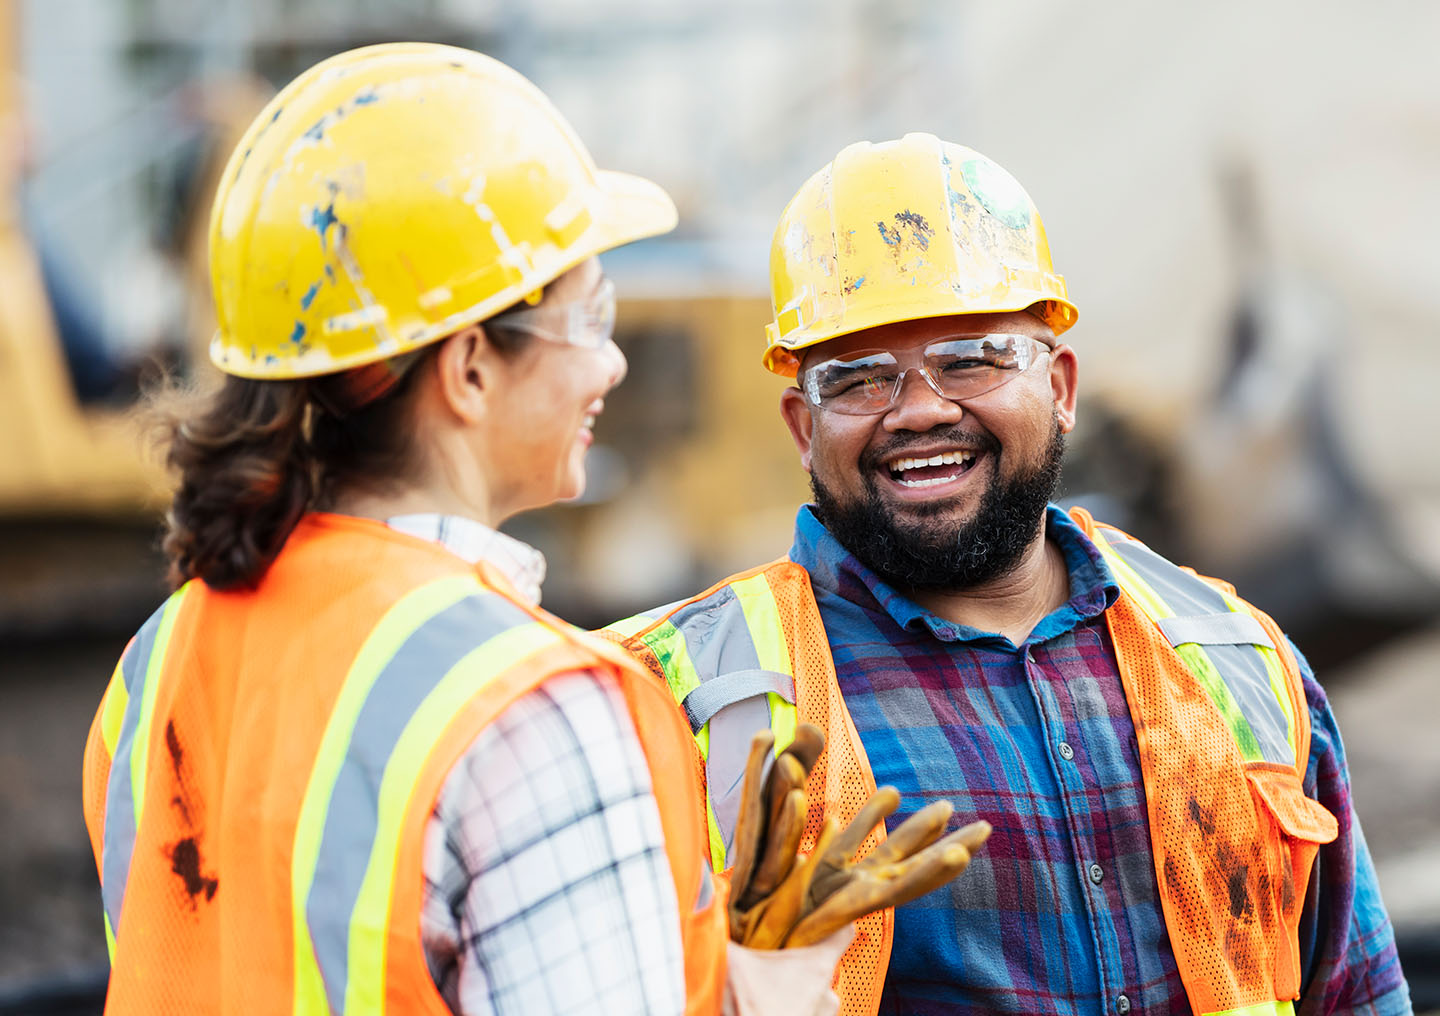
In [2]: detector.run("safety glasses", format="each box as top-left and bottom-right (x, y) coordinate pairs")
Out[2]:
(802, 333), (1049, 415)
(487, 278), (617, 350)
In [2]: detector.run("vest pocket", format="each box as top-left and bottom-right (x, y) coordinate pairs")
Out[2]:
(1244, 766), (1338, 999)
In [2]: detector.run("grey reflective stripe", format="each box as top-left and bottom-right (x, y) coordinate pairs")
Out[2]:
(100, 600), (168, 936)
(669, 586), (768, 679)
(1202, 644), (1293, 765)
(306, 590), (532, 1014)
(708, 696), (773, 857)
(663, 581), (788, 859)
(694, 856), (715, 911)
(1156, 613), (1274, 650)
(1104, 532), (1295, 767)
(682, 669), (796, 733)
(1106, 536), (1232, 617)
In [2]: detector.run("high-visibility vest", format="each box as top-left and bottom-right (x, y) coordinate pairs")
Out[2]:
(82, 512), (727, 1016)
(608, 508), (1338, 1016)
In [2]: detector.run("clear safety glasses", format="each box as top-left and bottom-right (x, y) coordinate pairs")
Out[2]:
(802, 333), (1050, 415)
(487, 278), (617, 350)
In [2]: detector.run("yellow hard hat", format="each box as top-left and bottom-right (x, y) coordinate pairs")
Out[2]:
(763, 133), (1077, 377)
(208, 43), (677, 379)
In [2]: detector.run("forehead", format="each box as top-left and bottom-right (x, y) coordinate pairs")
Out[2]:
(800, 310), (1053, 368)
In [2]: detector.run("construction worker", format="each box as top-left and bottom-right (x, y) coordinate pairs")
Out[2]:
(79, 49), (989, 1016)
(607, 134), (1412, 1015)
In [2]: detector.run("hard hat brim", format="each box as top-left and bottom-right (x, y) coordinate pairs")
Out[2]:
(590, 169), (679, 249)
(210, 169), (677, 379)
(762, 296), (1079, 378)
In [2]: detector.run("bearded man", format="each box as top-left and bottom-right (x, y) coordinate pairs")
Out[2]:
(605, 134), (1409, 1016)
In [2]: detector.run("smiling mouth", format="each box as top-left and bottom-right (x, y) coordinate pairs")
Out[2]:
(885, 450), (979, 488)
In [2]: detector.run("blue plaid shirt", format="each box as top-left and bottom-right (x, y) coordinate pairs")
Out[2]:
(791, 504), (1410, 1015)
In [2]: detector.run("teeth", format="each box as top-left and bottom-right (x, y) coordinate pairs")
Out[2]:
(582, 414), (596, 429)
(888, 450), (974, 474)
(887, 450), (976, 487)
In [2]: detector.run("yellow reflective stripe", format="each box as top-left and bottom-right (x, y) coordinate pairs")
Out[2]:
(99, 661), (129, 759)
(1218, 589), (1298, 761)
(730, 574), (790, 674)
(1204, 1000), (1295, 1016)
(290, 574), (481, 1016)
(645, 620), (705, 703)
(705, 798), (728, 873)
(1092, 531), (1174, 623)
(1172, 644), (1264, 761)
(344, 620), (559, 1014)
(1257, 643), (1296, 759)
(768, 696), (798, 756)
(129, 584), (191, 826)
(639, 621), (709, 758)
(103, 909), (115, 962)
(605, 613), (657, 639)
(1092, 533), (1264, 761)
(729, 573), (799, 755)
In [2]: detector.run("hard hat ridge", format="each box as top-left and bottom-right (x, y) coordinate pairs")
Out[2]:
(763, 132), (1077, 376)
(208, 43), (677, 379)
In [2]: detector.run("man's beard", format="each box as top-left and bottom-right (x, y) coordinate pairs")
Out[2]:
(811, 417), (1065, 592)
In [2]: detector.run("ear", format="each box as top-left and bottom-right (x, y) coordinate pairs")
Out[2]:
(1048, 344), (1079, 434)
(778, 386), (816, 473)
(432, 326), (496, 424)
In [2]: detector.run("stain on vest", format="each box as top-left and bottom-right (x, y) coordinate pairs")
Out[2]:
(171, 838), (218, 903)
(163, 720), (219, 908)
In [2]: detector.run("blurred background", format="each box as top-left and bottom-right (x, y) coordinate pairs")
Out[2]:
(1, 0), (1437, 1010)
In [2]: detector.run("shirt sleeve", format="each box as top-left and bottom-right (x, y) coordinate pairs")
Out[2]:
(1292, 642), (1413, 1015)
(419, 668), (687, 1016)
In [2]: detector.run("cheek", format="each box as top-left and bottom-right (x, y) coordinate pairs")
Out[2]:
(808, 423), (868, 484)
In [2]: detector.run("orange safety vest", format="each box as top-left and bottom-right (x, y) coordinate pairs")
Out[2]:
(82, 513), (727, 1015)
(609, 508), (1338, 1016)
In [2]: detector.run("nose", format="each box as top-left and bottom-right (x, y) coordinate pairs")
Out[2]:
(600, 336), (628, 390)
(882, 367), (964, 432)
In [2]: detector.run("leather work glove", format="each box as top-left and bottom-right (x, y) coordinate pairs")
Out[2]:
(727, 726), (991, 949)
(727, 724), (825, 941)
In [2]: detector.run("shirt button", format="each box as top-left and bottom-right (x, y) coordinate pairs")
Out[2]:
(1116, 993), (1132, 1014)
(1089, 863), (1105, 884)
(1058, 741), (1075, 760)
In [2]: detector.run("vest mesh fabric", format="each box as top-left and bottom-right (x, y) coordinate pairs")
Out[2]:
(1100, 566), (1331, 1014)
(1108, 593), (1275, 1006)
(770, 565), (890, 1016)
(84, 515), (727, 1016)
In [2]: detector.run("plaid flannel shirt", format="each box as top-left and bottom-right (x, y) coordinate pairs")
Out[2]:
(791, 504), (1410, 1016)
(390, 514), (686, 1016)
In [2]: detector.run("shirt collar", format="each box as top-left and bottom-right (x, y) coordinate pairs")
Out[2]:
(790, 503), (1118, 646)
(385, 513), (548, 605)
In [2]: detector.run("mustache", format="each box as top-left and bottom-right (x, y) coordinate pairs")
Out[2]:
(858, 426), (1001, 473)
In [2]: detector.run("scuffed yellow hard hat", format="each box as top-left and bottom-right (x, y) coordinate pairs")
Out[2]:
(763, 133), (1077, 377)
(208, 43), (677, 379)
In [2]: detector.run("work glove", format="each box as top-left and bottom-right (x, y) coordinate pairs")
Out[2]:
(727, 726), (991, 949)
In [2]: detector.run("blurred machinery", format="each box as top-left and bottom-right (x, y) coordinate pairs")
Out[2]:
(5, 0), (1438, 657)
(0, 2), (169, 643)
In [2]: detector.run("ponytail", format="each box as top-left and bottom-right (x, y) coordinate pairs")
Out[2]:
(158, 376), (314, 591)
(155, 344), (438, 591)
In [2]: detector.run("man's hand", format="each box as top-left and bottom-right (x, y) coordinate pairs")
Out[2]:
(726, 726), (991, 949)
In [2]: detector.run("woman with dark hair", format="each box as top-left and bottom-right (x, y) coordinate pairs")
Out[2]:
(79, 44), (734, 1016)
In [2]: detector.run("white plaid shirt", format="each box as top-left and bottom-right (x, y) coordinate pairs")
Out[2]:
(389, 514), (686, 1016)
